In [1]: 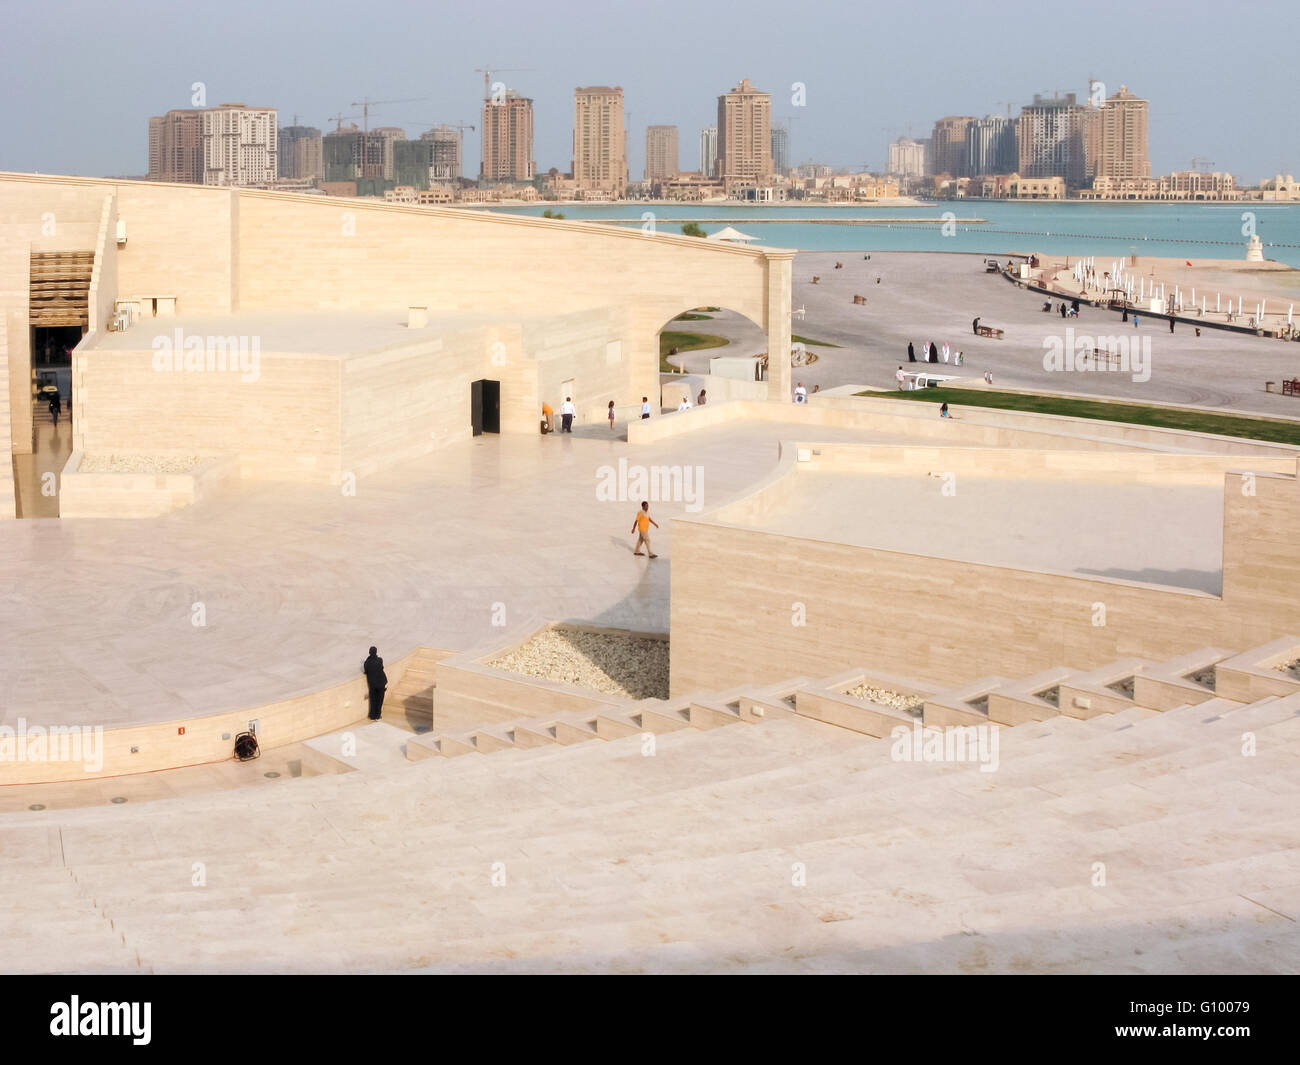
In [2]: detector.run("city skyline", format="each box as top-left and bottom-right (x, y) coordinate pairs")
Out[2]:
(3, 0), (1297, 182)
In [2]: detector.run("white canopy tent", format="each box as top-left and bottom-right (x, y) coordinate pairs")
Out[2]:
(705, 225), (760, 243)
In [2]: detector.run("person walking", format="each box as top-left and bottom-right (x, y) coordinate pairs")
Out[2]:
(560, 396), (576, 432)
(939, 402), (951, 419)
(1133, 315), (1140, 329)
(640, 396), (651, 420)
(896, 366), (907, 390)
(942, 342), (950, 363)
(696, 389), (707, 406)
(907, 341), (916, 363)
(631, 501), (659, 558)
(677, 394), (692, 412)
(541, 401), (553, 434)
(608, 400), (616, 430)
(1122, 307), (1129, 323)
(362, 646), (387, 721)
(972, 316), (980, 335)
(1169, 318), (1175, 333)
(794, 381), (807, 403)
(49, 391), (62, 427)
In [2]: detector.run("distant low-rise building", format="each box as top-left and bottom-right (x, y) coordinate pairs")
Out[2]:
(1256, 174), (1299, 201)
(1008, 174), (1066, 199)
(653, 172), (725, 201)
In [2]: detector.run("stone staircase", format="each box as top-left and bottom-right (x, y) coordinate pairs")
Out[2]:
(2, 637), (1298, 973)
(383, 647), (452, 732)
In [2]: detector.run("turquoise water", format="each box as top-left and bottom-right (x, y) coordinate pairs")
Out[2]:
(489, 202), (1300, 267)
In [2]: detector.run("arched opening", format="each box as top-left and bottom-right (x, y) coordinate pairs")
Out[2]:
(655, 305), (770, 412)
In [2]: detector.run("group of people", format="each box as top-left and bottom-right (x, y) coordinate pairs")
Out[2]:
(906, 341), (962, 366)
(1043, 299), (1081, 318)
(792, 381), (822, 403)
(540, 397), (577, 434)
(542, 390), (708, 433)
(676, 389), (707, 412)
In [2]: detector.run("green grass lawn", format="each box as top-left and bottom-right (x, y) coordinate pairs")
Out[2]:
(660, 330), (730, 372)
(673, 312), (714, 321)
(792, 334), (841, 348)
(856, 387), (1300, 446)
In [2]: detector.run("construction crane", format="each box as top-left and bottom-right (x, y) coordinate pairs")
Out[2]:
(350, 97), (426, 134)
(474, 66), (537, 101)
(328, 112), (359, 134)
(403, 119), (475, 137)
(1189, 156), (1216, 172)
(995, 100), (1015, 118)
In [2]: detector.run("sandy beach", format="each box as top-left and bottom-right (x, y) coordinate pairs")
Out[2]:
(1037, 254), (1300, 332)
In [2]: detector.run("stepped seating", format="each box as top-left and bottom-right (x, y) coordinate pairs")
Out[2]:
(3, 639), (1299, 973)
(1132, 647), (1229, 711)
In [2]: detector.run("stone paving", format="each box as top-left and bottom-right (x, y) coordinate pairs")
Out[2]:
(0, 418), (907, 729)
(671, 251), (1300, 414)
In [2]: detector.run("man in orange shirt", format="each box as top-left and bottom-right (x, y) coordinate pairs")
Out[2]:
(541, 402), (553, 433)
(631, 501), (659, 558)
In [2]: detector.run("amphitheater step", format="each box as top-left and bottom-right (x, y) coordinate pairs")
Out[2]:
(1132, 646), (1232, 711)
(987, 667), (1076, 725)
(1057, 658), (1157, 718)
(1214, 637), (1300, 704)
(303, 721), (412, 771)
(923, 676), (1006, 728)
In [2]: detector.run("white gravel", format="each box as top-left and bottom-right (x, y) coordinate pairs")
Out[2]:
(845, 683), (925, 715)
(78, 453), (202, 474)
(488, 628), (669, 701)
(1277, 657), (1300, 681)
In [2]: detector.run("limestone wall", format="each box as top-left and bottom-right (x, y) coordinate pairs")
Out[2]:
(0, 313), (13, 517)
(74, 349), (342, 482)
(0, 239), (31, 463)
(670, 447), (1300, 695)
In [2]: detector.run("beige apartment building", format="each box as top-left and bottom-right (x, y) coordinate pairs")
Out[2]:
(202, 104), (278, 186)
(1016, 93), (1095, 189)
(1091, 85), (1149, 180)
(930, 116), (975, 177)
(716, 79), (773, 191)
(279, 125), (323, 182)
(888, 137), (926, 180)
(572, 87), (627, 197)
(644, 125), (679, 182)
(148, 109), (205, 183)
(482, 90), (535, 182)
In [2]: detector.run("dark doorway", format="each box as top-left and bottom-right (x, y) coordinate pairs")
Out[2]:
(471, 379), (500, 435)
(31, 324), (80, 408)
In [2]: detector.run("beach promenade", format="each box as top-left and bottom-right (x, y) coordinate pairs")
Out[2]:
(664, 251), (1300, 414)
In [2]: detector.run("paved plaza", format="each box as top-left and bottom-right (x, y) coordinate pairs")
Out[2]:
(0, 418), (909, 729)
(669, 251), (1300, 414)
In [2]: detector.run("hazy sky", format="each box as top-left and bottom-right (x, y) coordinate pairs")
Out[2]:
(2, 0), (1296, 181)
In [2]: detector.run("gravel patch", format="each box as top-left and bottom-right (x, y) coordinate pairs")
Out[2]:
(487, 628), (669, 701)
(845, 683), (925, 715)
(1107, 676), (1136, 699)
(78, 453), (202, 474)
(1276, 657), (1300, 681)
(1188, 666), (1216, 689)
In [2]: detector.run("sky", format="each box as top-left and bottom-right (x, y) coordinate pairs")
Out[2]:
(2, 0), (1297, 182)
